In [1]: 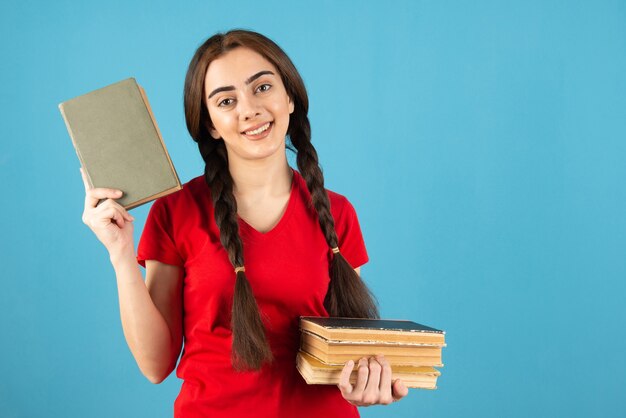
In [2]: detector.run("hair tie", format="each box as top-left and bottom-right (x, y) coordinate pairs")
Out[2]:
(234, 266), (246, 274)
(331, 247), (340, 254)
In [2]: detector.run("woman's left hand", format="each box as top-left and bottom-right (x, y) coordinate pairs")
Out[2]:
(338, 355), (408, 406)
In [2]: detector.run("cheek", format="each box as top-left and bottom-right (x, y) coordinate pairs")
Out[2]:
(273, 101), (292, 121)
(211, 113), (237, 134)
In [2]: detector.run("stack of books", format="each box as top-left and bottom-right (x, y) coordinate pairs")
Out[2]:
(296, 317), (446, 389)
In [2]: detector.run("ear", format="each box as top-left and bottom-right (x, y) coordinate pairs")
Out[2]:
(288, 96), (295, 115)
(205, 120), (220, 140)
(209, 126), (221, 140)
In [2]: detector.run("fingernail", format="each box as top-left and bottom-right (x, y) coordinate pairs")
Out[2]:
(116, 190), (123, 196)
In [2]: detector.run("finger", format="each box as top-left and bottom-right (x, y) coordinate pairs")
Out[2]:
(91, 203), (128, 228)
(97, 206), (126, 228)
(377, 355), (393, 404)
(81, 167), (125, 208)
(97, 198), (134, 222)
(113, 211), (125, 228)
(353, 357), (369, 395)
(392, 379), (409, 401)
(361, 357), (381, 405)
(85, 187), (123, 209)
(113, 208), (133, 228)
(337, 360), (355, 396)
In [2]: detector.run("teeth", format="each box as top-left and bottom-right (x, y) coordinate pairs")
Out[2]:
(245, 122), (270, 135)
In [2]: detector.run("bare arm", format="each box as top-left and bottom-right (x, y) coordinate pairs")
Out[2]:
(113, 254), (183, 383)
(80, 168), (182, 383)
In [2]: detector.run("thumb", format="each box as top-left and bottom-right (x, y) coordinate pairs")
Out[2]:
(80, 167), (91, 191)
(392, 379), (408, 401)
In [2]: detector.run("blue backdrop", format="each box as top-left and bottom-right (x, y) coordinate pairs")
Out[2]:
(1, 1), (625, 417)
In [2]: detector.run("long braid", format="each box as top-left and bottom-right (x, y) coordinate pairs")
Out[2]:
(289, 117), (379, 319)
(198, 137), (273, 370)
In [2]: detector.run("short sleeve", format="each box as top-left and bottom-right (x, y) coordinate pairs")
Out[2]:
(136, 198), (183, 268)
(334, 197), (369, 269)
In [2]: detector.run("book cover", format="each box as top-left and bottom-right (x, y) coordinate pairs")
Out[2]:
(300, 317), (446, 345)
(59, 77), (181, 209)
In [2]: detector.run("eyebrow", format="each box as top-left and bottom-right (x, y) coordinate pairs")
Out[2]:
(207, 70), (275, 99)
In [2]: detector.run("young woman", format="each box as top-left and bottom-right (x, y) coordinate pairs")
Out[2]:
(80, 29), (408, 417)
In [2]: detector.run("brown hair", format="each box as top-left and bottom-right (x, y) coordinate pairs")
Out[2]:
(184, 29), (379, 370)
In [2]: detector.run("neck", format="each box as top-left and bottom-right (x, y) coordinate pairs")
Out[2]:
(227, 151), (293, 199)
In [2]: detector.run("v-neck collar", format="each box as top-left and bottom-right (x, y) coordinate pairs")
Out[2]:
(237, 168), (298, 241)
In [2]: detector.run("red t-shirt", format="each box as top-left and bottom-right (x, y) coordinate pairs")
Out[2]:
(137, 168), (368, 418)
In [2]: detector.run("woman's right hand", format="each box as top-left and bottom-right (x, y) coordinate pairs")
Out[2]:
(80, 168), (135, 258)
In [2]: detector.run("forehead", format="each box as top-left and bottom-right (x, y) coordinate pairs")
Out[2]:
(204, 47), (278, 88)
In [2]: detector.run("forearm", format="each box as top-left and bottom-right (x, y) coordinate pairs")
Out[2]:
(111, 248), (177, 383)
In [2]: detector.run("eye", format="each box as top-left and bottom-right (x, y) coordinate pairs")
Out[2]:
(218, 98), (235, 107)
(256, 83), (272, 93)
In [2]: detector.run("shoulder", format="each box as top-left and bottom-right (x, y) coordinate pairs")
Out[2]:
(151, 175), (208, 211)
(326, 188), (355, 221)
(292, 169), (358, 222)
(145, 175), (210, 230)
(294, 172), (367, 265)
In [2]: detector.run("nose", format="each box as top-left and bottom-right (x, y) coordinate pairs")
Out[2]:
(238, 91), (261, 121)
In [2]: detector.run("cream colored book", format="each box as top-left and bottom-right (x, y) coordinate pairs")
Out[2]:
(300, 330), (443, 367)
(300, 317), (446, 345)
(59, 78), (181, 209)
(296, 351), (439, 389)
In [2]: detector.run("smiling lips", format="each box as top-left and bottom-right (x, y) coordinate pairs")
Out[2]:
(242, 121), (272, 139)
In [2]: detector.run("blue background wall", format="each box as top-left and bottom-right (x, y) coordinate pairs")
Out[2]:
(1, 1), (625, 417)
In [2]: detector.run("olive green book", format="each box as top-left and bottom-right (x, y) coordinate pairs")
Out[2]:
(59, 78), (181, 209)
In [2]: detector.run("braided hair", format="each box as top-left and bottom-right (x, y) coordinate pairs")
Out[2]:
(184, 29), (379, 370)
